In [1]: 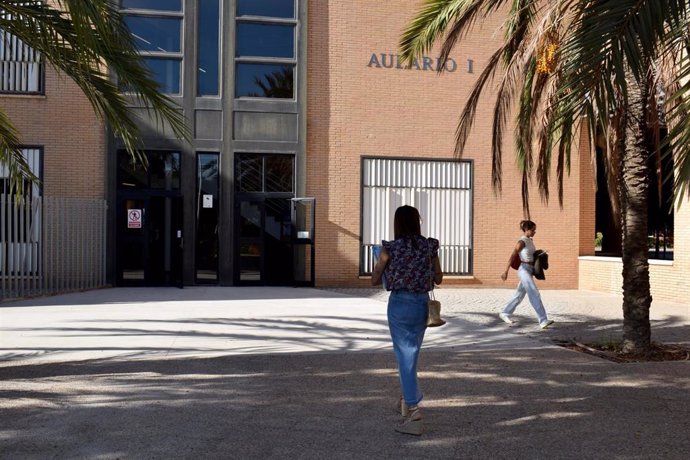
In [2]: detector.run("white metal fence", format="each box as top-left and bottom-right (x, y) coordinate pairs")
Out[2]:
(1, 196), (107, 300)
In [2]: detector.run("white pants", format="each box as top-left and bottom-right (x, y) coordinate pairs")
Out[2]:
(502, 264), (548, 323)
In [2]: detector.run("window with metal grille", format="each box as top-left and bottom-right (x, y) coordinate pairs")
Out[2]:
(1, 147), (42, 275)
(361, 157), (473, 275)
(0, 18), (44, 94)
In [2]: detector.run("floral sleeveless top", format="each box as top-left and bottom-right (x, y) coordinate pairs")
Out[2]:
(382, 236), (440, 292)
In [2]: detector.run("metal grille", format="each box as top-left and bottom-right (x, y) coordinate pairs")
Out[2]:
(361, 158), (473, 275)
(0, 26), (43, 94)
(1, 196), (107, 301)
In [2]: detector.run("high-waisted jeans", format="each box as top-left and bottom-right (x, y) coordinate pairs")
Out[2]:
(387, 290), (428, 406)
(502, 263), (548, 323)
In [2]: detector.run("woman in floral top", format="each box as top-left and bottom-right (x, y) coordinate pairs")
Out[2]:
(371, 205), (443, 436)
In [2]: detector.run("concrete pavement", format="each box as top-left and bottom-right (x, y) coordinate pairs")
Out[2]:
(1, 287), (689, 459)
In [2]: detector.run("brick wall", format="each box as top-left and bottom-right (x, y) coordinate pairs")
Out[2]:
(1, 67), (105, 199)
(579, 197), (689, 304)
(307, 0), (582, 288)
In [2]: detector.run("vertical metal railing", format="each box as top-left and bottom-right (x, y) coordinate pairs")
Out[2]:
(0, 25), (43, 94)
(1, 196), (107, 301)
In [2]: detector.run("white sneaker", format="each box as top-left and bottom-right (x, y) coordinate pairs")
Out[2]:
(498, 313), (514, 324)
(540, 319), (554, 329)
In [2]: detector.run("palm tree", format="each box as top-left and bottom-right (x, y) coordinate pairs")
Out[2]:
(248, 66), (294, 98)
(400, 0), (690, 353)
(0, 0), (189, 192)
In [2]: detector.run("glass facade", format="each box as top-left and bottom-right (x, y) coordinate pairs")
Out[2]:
(235, 0), (296, 99)
(236, 23), (294, 58)
(113, 0), (305, 287)
(237, 0), (295, 19)
(122, 0), (182, 12)
(196, 153), (219, 282)
(121, 2), (184, 95)
(117, 151), (180, 190)
(197, 0), (221, 96)
(235, 154), (294, 193)
(124, 16), (182, 53)
(235, 63), (293, 98)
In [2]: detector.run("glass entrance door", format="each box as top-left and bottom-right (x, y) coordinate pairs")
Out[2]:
(234, 152), (295, 285)
(235, 197), (293, 285)
(117, 195), (183, 286)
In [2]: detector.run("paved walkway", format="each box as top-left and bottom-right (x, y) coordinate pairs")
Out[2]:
(1, 287), (689, 458)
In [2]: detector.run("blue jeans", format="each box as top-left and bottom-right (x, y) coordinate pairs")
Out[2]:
(387, 290), (428, 406)
(502, 263), (548, 323)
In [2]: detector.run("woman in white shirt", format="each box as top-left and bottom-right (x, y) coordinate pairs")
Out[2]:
(499, 220), (554, 329)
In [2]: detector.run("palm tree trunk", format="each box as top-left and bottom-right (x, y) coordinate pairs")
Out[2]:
(620, 74), (652, 353)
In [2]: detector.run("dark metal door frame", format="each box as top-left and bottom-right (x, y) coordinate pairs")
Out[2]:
(116, 191), (183, 287)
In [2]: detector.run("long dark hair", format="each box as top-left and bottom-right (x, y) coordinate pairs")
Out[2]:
(520, 220), (536, 231)
(394, 205), (422, 248)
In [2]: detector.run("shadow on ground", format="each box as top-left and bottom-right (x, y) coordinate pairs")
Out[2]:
(1, 349), (689, 459)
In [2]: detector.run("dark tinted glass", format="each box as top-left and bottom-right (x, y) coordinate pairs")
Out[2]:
(265, 156), (293, 192)
(196, 153), (219, 282)
(236, 155), (262, 191)
(143, 58), (181, 94)
(237, 0), (294, 18)
(122, 0), (182, 11)
(236, 63), (293, 98)
(117, 153), (147, 188)
(124, 16), (181, 53)
(239, 242), (261, 281)
(236, 23), (294, 58)
(197, 0), (220, 96)
(240, 202), (261, 237)
(149, 152), (180, 190)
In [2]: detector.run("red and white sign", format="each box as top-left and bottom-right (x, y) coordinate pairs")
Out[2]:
(127, 209), (142, 229)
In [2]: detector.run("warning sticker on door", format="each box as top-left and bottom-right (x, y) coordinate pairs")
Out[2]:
(127, 209), (142, 229)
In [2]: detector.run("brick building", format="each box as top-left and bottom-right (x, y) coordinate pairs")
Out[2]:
(1, 0), (687, 303)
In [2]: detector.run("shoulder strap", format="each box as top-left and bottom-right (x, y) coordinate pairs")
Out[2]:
(427, 238), (435, 293)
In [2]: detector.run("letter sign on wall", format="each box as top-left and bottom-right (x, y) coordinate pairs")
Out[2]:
(367, 52), (459, 72)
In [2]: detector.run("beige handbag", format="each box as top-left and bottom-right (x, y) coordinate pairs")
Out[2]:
(426, 241), (446, 327)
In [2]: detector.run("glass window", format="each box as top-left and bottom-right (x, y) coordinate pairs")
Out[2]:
(240, 202), (262, 238)
(122, 0), (182, 11)
(360, 158), (473, 275)
(1, 148), (41, 262)
(236, 155), (262, 192)
(265, 156), (293, 192)
(196, 153), (219, 282)
(235, 63), (293, 98)
(117, 151), (181, 190)
(124, 16), (181, 53)
(197, 0), (220, 96)
(143, 57), (181, 94)
(117, 153), (147, 188)
(0, 30), (43, 94)
(236, 23), (294, 59)
(149, 152), (180, 190)
(237, 0), (294, 18)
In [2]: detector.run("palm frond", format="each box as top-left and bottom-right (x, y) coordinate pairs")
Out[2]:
(0, 0), (191, 177)
(0, 110), (37, 195)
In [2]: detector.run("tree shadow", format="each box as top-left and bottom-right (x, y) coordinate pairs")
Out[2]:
(0, 348), (688, 458)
